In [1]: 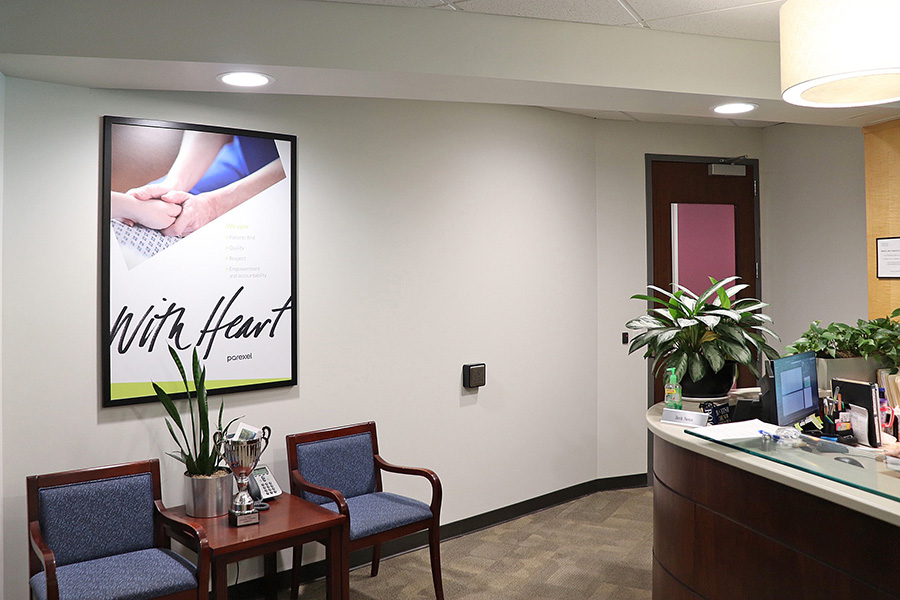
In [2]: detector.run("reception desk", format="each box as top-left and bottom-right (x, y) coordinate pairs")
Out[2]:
(647, 404), (900, 600)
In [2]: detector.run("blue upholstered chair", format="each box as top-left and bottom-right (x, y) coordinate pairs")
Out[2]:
(27, 459), (210, 600)
(286, 422), (443, 600)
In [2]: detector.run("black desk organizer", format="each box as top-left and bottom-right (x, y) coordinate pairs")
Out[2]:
(700, 400), (731, 425)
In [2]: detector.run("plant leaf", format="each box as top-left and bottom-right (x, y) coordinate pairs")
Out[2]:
(717, 338), (753, 365)
(695, 276), (739, 306)
(730, 300), (768, 312)
(630, 293), (673, 308)
(656, 329), (679, 345)
(695, 314), (721, 329)
(164, 419), (189, 461)
(627, 315), (668, 329)
(679, 295), (697, 313)
(665, 351), (689, 382)
(154, 383), (193, 458)
(194, 349), (211, 473)
(168, 345), (198, 461)
(165, 450), (187, 465)
(671, 285), (699, 300)
(702, 341), (726, 372)
(628, 331), (654, 354)
(651, 308), (678, 324)
(751, 324), (781, 341)
(706, 308), (742, 321)
(646, 285), (680, 302)
(687, 352), (707, 382)
(722, 283), (749, 299)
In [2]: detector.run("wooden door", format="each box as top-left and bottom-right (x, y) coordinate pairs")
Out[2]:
(645, 156), (761, 404)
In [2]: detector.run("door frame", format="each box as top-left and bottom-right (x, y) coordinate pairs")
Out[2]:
(643, 154), (762, 410)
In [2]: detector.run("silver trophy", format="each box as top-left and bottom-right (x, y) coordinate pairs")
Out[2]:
(215, 425), (271, 526)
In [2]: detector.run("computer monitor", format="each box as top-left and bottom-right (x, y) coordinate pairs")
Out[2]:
(771, 351), (819, 426)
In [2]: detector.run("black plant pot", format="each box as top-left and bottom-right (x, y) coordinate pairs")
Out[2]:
(681, 362), (737, 400)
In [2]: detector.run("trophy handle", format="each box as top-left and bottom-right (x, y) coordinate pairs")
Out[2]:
(260, 426), (271, 457)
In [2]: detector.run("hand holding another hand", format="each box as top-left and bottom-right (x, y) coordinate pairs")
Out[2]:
(159, 190), (222, 237)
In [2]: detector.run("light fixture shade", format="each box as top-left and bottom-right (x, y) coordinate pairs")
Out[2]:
(780, 0), (900, 107)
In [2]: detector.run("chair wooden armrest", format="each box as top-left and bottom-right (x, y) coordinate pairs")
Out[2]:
(29, 520), (59, 600)
(155, 500), (210, 600)
(290, 470), (349, 516)
(374, 455), (443, 513)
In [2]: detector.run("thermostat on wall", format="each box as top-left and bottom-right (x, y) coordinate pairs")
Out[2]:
(463, 363), (486, 388)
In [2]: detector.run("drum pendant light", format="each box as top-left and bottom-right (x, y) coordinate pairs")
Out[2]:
(780, 0), (900, 108)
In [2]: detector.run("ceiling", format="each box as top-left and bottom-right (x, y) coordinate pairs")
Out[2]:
(2, 0), (900, 129)
(318, 0), (787, 42)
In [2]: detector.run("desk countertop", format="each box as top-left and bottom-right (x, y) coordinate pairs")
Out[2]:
(646, 403), (900, 527)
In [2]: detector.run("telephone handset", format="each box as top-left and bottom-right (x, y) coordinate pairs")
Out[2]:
(248, 464), (283, 501)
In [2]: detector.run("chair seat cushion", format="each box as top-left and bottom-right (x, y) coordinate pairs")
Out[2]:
(29, 548), (197, 600)
(322, 492), (433, 541)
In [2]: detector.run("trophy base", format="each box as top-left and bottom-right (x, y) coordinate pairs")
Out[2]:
(229, 509), (260, 527)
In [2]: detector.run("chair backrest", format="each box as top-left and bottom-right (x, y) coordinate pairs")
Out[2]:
(28, 461), (159, 568)
(293, 427), (379, 504)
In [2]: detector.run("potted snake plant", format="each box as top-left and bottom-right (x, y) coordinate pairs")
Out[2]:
(626, 276), (781, 398)
(154, 345), (239, 517)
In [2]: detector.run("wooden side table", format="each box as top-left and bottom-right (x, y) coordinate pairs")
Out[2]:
(167, 494), (348, 600)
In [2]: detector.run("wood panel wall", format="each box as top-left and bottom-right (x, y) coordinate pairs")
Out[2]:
(864, 119), (900, 319)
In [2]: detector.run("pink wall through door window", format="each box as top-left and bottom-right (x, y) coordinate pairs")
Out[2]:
(671, 203), (736, 294)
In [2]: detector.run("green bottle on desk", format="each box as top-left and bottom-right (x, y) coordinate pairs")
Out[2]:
(664, 367), (682, 410)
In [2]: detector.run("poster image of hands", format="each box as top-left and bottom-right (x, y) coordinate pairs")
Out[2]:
(101, 116), (297, 406)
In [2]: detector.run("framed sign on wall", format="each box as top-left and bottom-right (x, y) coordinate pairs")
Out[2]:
(877, 237), (900, 279)
(101, 116), (297, 407)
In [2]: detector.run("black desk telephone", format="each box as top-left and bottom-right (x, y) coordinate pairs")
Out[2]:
(248, 464), (283, 501)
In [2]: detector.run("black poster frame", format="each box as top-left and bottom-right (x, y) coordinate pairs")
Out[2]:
(100, 116), (298, 407)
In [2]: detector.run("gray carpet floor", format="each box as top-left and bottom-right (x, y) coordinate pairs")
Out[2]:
(282, 486), (653, 600)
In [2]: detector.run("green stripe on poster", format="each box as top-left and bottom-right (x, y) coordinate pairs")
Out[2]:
(111, 378), (290, 401)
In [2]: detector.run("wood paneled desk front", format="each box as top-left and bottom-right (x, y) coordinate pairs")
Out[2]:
(647, 404), (900, 600)
(168, 493), (348, 600)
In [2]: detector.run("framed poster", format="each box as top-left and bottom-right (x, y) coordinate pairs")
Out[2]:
(101, 116), (297, 406)
(878, 237), (900, 279)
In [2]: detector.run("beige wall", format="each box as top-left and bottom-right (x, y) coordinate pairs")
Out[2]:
(864, 120), (900, 319)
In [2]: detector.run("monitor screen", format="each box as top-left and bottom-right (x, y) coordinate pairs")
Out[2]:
(773, 351), (819, 426)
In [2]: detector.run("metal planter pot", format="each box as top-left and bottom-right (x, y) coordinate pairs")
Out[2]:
(184, 470), (233, 518)
(817, 357), (884, 392)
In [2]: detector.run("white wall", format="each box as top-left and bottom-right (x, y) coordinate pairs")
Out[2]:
(2, 80), (603, 595)
(0, 70), (6, 597)
(594, 120), (765, 469)
(760, 124), (868, 350)
(0, 76), (868, 598)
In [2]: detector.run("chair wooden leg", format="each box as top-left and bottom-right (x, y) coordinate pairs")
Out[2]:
(371, 543), (382, 577)
(291, 545), (303, 600)
(428, 524), (444, 600)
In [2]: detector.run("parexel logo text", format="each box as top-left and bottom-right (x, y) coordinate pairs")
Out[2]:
(226, 353), (253, 363)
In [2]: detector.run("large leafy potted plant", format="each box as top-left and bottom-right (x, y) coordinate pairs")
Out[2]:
(784, 308), (900, 386)
(626, 276), (781, 399)
(154, 346), (239, 517)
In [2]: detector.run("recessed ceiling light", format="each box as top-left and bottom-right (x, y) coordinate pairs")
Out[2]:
(713, 102), (758, 115)
(217, 72), (273, 87)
